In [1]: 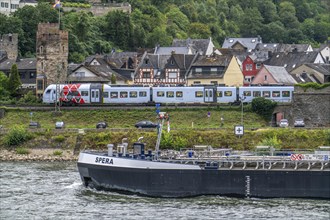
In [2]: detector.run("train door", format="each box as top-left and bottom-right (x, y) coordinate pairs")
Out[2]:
(91, 89), (100, 103)
(204, 87), (215, 103)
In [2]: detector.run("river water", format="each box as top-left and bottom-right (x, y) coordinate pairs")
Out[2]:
(1, 162), (329, 220)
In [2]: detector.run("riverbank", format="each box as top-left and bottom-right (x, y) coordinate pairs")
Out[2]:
(0, 148), (78, 162)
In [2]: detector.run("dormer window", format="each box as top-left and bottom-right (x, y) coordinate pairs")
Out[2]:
(252, 39), (256, 42)
(171, 59), (174, 65)
(145, 59), (149, 65)
(229, 39), (233, 43)
(264, 75), (267, 81)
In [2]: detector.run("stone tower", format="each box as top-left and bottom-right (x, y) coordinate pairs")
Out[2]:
(0, 33), (18, 60)
(36, 23), (68, 87)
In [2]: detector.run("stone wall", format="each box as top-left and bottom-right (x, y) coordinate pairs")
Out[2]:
(0, 33), (18, 60)
(274, 86), (330, 127)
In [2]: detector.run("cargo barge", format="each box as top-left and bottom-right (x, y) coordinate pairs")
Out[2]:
(77, 141), (330, 199)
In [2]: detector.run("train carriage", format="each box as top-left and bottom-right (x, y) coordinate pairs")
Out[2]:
(238, 86), (294, 103)
(102, 86), (151, 104)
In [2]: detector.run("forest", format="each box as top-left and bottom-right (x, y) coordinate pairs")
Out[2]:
(0, 0), (329, 63)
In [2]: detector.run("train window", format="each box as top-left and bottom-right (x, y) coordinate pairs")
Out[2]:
(103, 92), (109, 98)
(46, 90), (51, 94)
(253, 91), (261, 97)
(120, 92), (128, 98)
(110, 92), (118, 98)
(282, 91), (290, 97)
(176, 91), (183, 97)
(166, 91), (174, 98)
(157, 91), (165, 97)
(217, 91), (222, 97)
(130, 91), (137, 98)
(272, 91), (280, 97)
(195, 91), (203, 97)
(139, 91), (147, 97)
(70, 91), (79, 96)
(81, 91), (88, 96)
(224, 91), (232, 96)
(243, 91), (251, 96)
(263, 91), (270, 97)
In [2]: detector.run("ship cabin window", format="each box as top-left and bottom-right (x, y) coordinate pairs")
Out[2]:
(130, 91), (137, 98)
(110, 92), (118, 98)
(263, 91), (270, 97)
(157, 91), (165, 97)
(217, 91), (223, 97)
(176, 91), (183, 98)
(166, 91), (174, 98)
(224, 91), (232, 96)
(243, 91), (251, 96)
(282, 91), (290, 97)
(272, 91), (280, 97)
(139, 91), (147, 97)
(195, 91), (203, 97)
(103, 92), (109, 98)
(120, 92), (128, 98)
(253, 91), (261, 97)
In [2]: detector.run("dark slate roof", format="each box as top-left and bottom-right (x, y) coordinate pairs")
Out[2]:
(171, 38), (211, 55)
(290, 72), (320, 84)
(264, 51), (320, 72)
(171, 54), (196, 70)
(218, 48), (249, 63)
(0, 58), (36, 70)
(222, 36), (262, 51)
(192, 54), (232, 67)
(264, 65), (297, 84)
(154, 46), (191, 55)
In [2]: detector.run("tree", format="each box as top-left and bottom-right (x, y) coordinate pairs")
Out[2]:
(8, 64), (21, 97)
(0, 71), (10, 100)
(111, 73), (116, 84)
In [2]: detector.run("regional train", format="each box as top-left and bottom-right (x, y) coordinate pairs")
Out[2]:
(42, 83), (294, 105)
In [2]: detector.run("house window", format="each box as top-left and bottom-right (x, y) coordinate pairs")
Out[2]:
(168, 72), (177, 79)
(256, 63), (261, 69)
(210, 81), (217, 85)
(37, 79), (43, 90)
(20, 73), (25, 79)
(193, 81), (201, 84)
(30, 72), (35, 78)
(75, 72), (85, 78)
(195, 68), (202, 73)
(145, 59), (149, 64)
(170, 60), (174, 65)
(264, 75), (267, 81)
(211, 68), (217, 72)
(39, 46), (43, 54)
(245, 64), (252, 71)
(1, 3), (4, 7)
(143, 72), (151, 78)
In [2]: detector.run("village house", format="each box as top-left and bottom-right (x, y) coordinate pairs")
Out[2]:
(290, 63), (330, 84)
(251, 65), (296, 86)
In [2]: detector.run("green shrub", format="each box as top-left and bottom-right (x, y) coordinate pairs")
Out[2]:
(258, 135), (282, 149)
(173, 136), (188, 150)
(251, 97), (277, 120)
(54, 135), (65, 143)
(16, 147), (30, 154)
(160, 132), (174, 149)
(295, 82), (330, 91)
(4, 126), (32, 147)
(53, 150), (63, 156)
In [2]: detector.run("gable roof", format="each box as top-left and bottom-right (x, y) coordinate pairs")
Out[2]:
(222, 36), (262, 51)
(171, 38), (212, 55)
(265, 51), (320, 72)
(0, 58), (36, 70)
(264, 65), (297, 84)
(154, 46), (192, 55)
(303, 63), (330, 76)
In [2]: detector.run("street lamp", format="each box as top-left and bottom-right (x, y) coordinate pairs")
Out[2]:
(239, 96), (246, 125)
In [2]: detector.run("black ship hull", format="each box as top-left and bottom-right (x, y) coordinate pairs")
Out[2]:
(77, 152), (330, 199)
